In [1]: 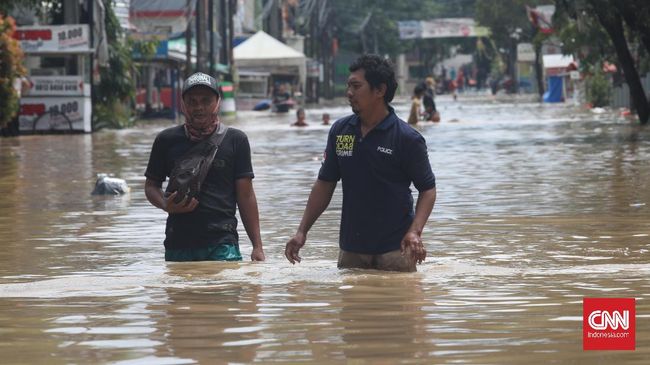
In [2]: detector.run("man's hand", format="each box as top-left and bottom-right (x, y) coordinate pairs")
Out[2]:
(164, 192), (199, 213)
(251, 246), (266, 261)
(400, 231), (427, 264)
(285, 233), (306, 264)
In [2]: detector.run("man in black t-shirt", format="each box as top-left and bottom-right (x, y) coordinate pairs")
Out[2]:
(284, 55), (437, 272)
(422, 77), (439, 122)
(144, 72), (265, 262)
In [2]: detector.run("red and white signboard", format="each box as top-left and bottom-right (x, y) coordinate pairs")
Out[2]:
(14, 24), (94, 133)
(19, 97), (92, 132)
(14, 24), (92, 53)
(23, 76), (87, 97)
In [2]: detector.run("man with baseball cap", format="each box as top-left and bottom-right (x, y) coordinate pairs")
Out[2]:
(144, 72), (266, 262)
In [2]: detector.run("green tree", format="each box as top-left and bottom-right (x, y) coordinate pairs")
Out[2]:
(328, 1), (424, 55)
(92, 0), (137, 130)
(612, 0), (650, 56)
(294, 0), (480, 97)
(555, 0), (649, 124)
(0, 14), (26, 129)
(326, 0), (477, 59)
(0, 1), (36, 130)
(586, 69), (610, 107)
(292, 0), (451, 98)
(0, 0), (40, 15)
(552, 3), (615, 68)
(475, 0), (554, 94)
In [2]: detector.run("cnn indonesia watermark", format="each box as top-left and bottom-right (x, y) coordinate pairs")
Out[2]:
(583, 298), (635, 350)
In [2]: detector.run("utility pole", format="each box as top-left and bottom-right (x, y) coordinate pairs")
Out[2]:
(219, 0), (227, 66)
(209, 0), (214, 75)
(196, 0), (208, 73)
(88, 0), (94, 104)
(321, 30), (329, 99)
(308, 5), (319, 103)
(185, 0), (193, 77)
(266, 0), (282, 41)
(320, 2), (333, 99)
(309, 4), (317, 58)
(228, 0), (236, 81)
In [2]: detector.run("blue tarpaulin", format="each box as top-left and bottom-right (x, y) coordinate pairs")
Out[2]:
(543, 76), (563, 103)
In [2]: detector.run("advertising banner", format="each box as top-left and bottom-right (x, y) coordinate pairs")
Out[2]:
(398, 19), (490, 39)
(23, 76), (87, 97)
(19, 97), (92, 132)
(14, 24), (92, 53)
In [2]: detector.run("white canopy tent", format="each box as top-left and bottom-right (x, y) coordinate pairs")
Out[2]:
(234, 31), (307, 95)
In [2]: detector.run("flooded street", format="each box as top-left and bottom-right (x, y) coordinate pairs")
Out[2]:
(1, 95), (649, 364)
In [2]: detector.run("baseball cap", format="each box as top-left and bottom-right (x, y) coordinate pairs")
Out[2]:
(182, 72), (221, 98)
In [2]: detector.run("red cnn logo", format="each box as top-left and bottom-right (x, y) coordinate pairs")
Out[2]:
(583, 298), (635, 350)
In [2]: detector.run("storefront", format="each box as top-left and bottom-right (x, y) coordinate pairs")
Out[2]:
(14, 24), (93, 133)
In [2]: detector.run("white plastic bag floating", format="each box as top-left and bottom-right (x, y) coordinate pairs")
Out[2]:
(91, 173), (130, 195)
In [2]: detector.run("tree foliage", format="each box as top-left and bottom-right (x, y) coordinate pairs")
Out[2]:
(92, 0), (137, 130)
(475, 0), (534, 49)
(0, 15), (26, 128)
(475, 0), (553, 80)
(555, 0), (649, 124)
(294, 0), (478, 58)
(554, 0), (649, 75)
(330, 0), (438, 56)
(553, 1), (616, 73)
(610, 0), (650, 57)
(95, 0), (134, 105)
(0, 0), (40, 16)
(586, 69), (610, 107)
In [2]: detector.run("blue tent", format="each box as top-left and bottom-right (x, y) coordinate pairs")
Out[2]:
(543, 76), (563, 103)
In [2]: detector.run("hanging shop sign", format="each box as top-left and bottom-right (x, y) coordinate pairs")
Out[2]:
(23, 76), (87, 97)
(18, 97), (92, 132)
(14, 24), (92, 53)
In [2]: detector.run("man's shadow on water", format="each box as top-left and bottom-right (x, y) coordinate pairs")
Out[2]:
(281, 271), (437, 362)
(148, 263), (264, 364)
(149, 264), (441, 362)
(336, 272), (434, 361)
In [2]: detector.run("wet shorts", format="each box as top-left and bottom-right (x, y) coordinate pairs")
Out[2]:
(165, 242), (242, 262)
(337, 249), (416, 272)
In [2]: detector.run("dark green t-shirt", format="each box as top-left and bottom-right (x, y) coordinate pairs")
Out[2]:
(145, 125), (254, 249)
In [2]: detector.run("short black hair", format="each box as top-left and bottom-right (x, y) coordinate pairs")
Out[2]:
(414, 84), (426, 96)
(296, 107), (305, 117)
(349, 54), (397, 104)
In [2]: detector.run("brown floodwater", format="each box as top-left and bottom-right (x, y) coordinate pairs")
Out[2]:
(0, 95), (648, 364)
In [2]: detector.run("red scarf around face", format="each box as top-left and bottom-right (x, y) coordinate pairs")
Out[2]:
(181, 98), (221, 141)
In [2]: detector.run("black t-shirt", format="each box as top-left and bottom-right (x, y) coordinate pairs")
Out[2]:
(422, 85), (435, 110)
(318, 108), (436, 254)
(145, 125), (254, 249)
